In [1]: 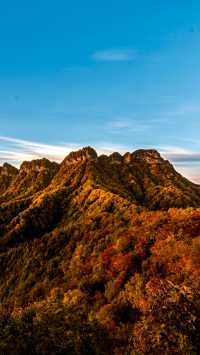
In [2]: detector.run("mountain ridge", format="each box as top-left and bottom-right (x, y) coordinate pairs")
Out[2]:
(0, 147), (199, 226)
(0, 145), (198, 184)
(1, 146), (200, 353)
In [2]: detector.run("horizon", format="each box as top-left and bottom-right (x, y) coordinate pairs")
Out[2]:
(0, 1), (200, 181)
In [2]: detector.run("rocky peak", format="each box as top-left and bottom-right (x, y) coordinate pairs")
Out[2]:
(123, 152), (133, 164)
(132, 149), (164, 164)
(1, 163), (18, 176)
(20, 158), (59, 174)
(109, 152), (122, 164)
(0, 163), (18, 194)
(64, 147), (98, 165)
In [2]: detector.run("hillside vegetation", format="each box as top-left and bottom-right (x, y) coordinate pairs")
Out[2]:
(0, 147), (200, 354)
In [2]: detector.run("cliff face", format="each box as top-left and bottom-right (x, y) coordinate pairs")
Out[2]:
(7, 158), (59, 197)
(0, 158), (59, 200)
(0, 163), (18, 194)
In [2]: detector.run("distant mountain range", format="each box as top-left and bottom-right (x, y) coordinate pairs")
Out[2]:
(0, 147), (200, 354)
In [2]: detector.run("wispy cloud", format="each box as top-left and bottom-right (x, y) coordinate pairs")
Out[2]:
(158, 145), (200, 163)
(188, 175), (200, 183)
(157, 145), (200, 182)
(0, 136), (130, 167)
(91, 48), (137, 62)
(143, 144), (200, 183)
(0, 136), (82, 166)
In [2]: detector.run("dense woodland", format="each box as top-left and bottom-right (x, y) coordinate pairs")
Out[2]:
(0, 147), (200, 354)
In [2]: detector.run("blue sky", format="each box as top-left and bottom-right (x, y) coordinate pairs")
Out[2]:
(1, 1), (200, 181)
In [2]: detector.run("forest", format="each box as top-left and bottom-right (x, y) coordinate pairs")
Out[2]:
(0, 147), (200, 354)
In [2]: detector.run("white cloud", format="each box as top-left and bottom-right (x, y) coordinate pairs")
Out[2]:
(155, 144), (200, 182)
(188, 175), (200, 183)
(0, 136), (130, 167)
(1, 136), (200, 166)
(0, 136), (82, 166)
(158, 145), (200, 163)
(91, 48), (137, 62)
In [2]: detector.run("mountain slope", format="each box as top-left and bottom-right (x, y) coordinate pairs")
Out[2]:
(0, 163), (18, 195)
(0, 146), (200, 248)
(0, 158), (59, 201)
(1, 147), (200, 354)
(0, 146), (200, 249)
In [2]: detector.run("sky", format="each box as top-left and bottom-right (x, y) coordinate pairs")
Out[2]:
(0, 1), (200, 182)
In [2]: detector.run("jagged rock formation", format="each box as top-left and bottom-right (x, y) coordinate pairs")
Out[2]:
(132, 149), (163, 163)
(7, 158), (59, 197)
(0, 163), (18, 194)
(0, 158), (59, 200)
(64, 146), (98, 165)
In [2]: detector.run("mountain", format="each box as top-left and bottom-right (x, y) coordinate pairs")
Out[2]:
(0, 158), (59, 200)
(0, 163), (18, 194)
(0, 146), (200, 247)
(0, 147), (200, 354)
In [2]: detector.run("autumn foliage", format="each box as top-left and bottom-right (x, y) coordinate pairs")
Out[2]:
(0, 147), (200, 354)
